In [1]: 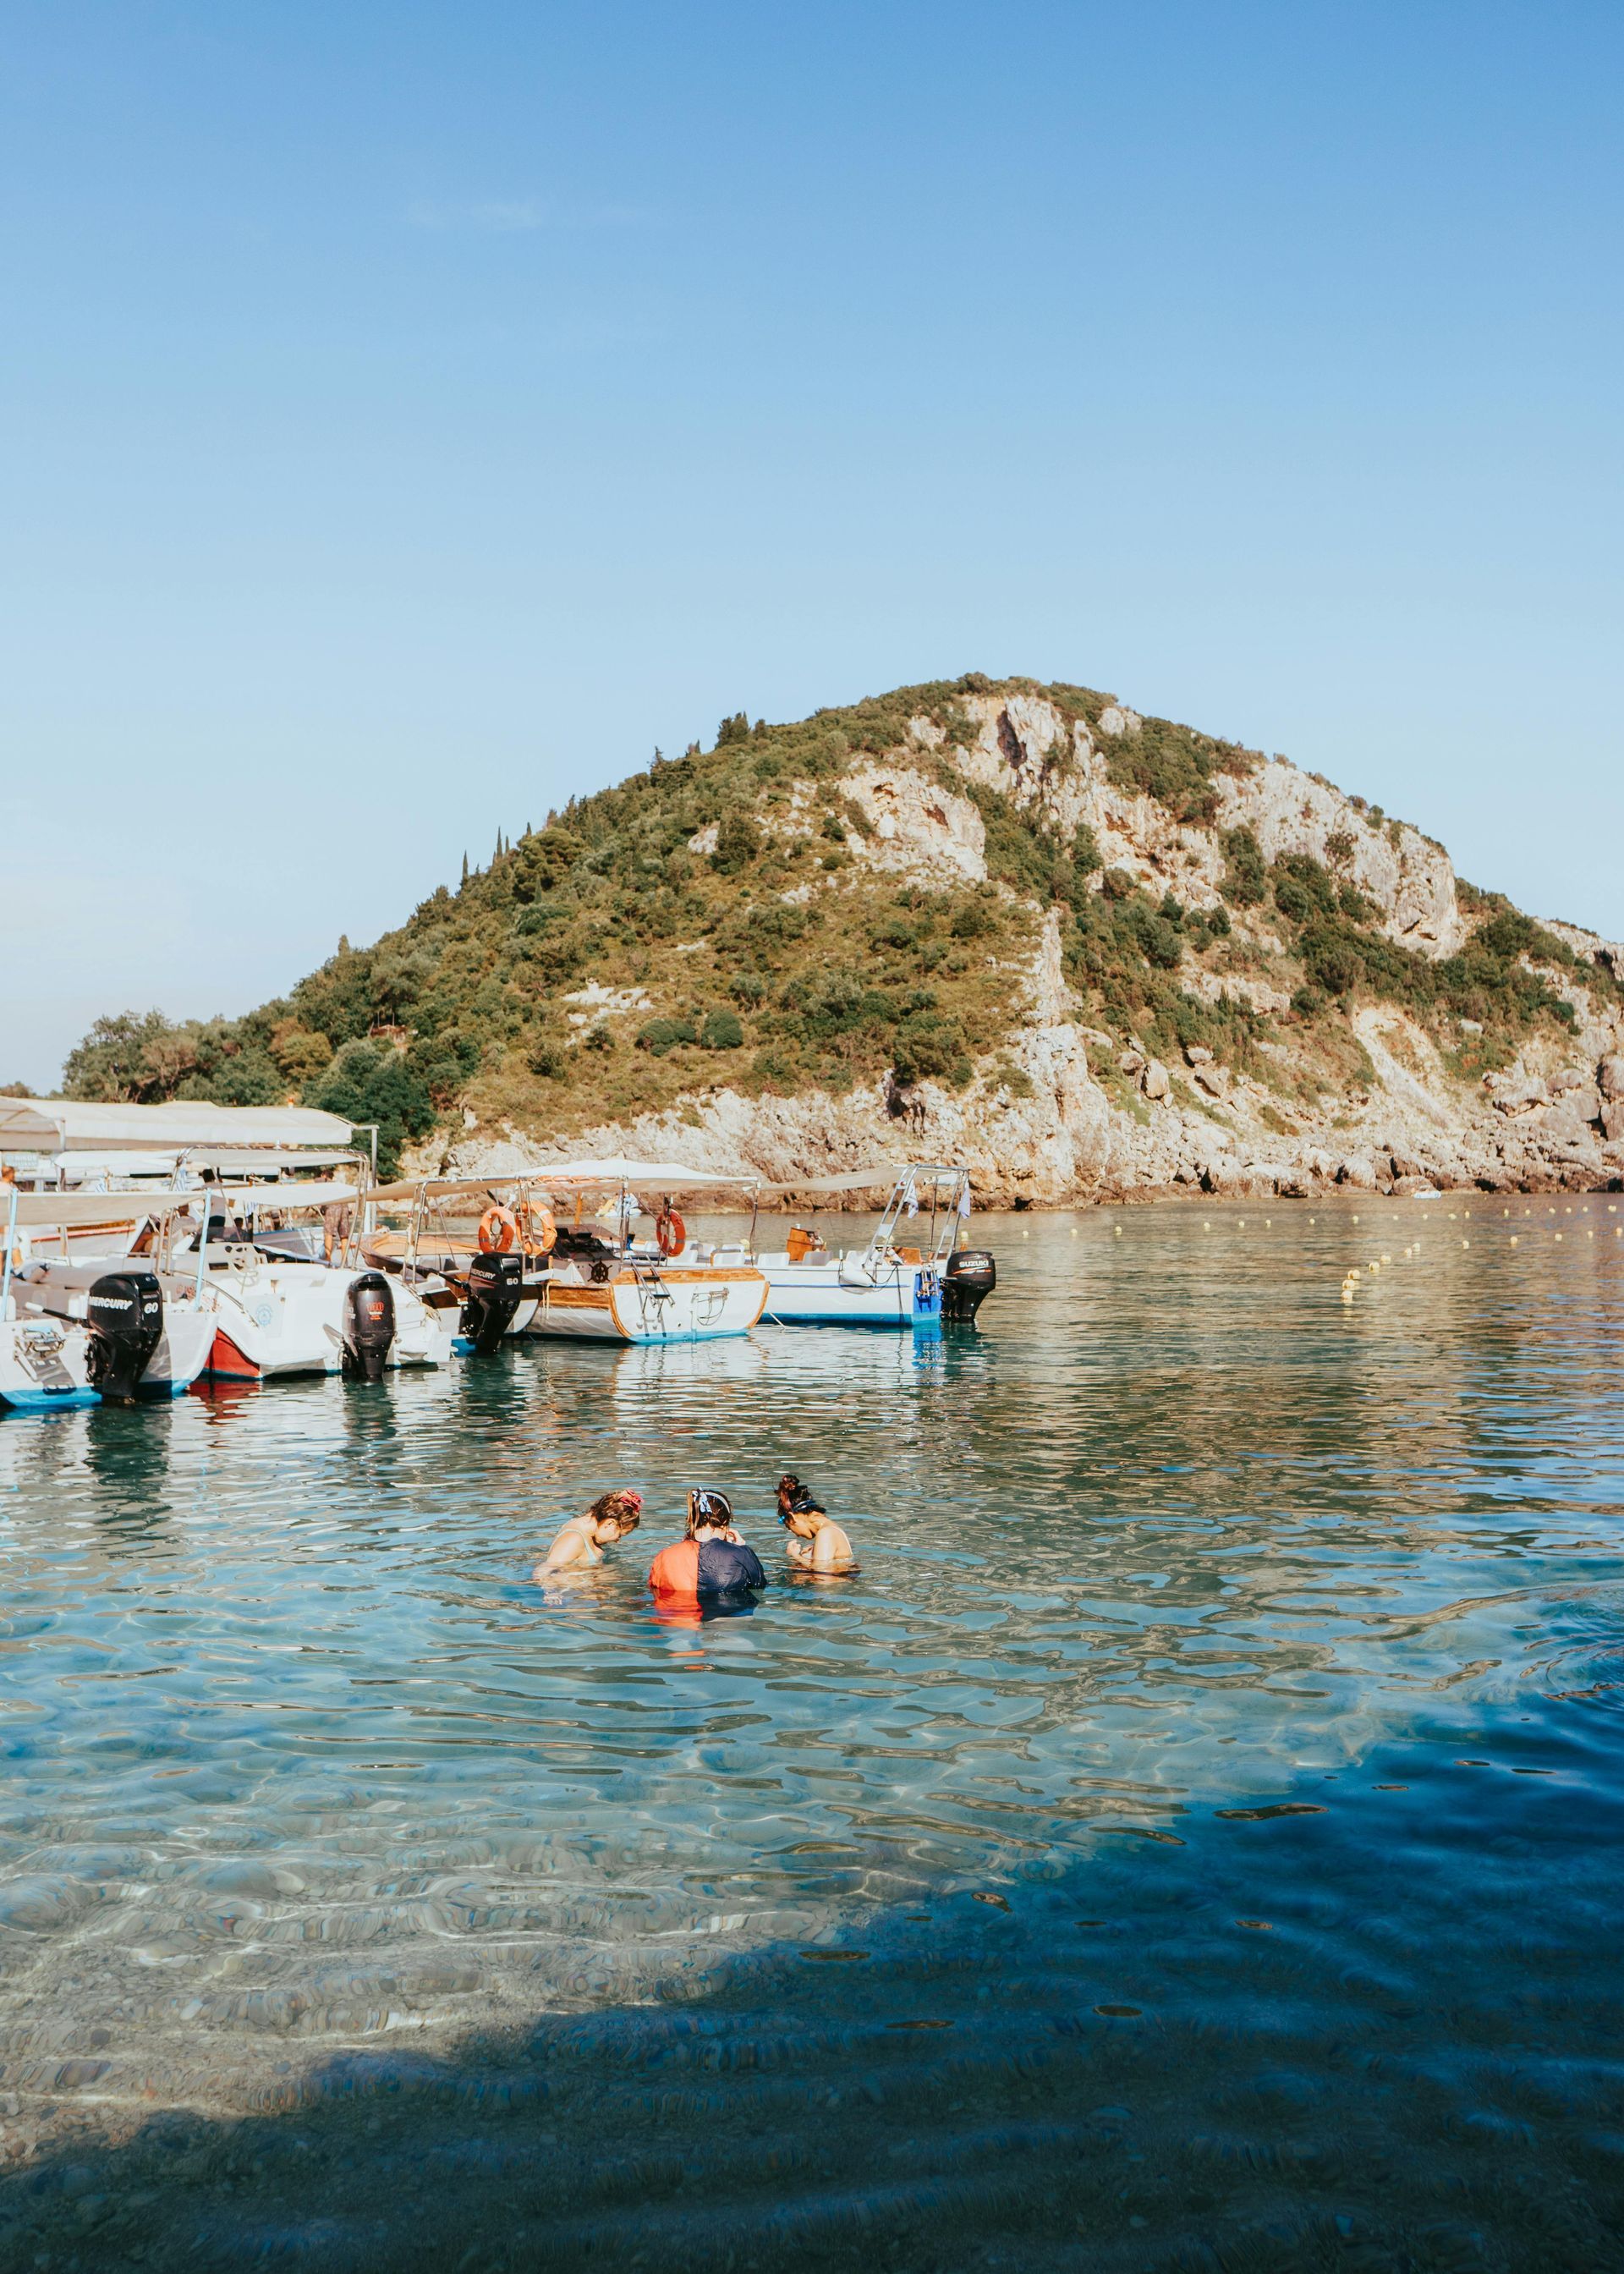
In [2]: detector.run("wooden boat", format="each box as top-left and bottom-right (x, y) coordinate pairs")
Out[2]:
(365, 1159), (767, 1346)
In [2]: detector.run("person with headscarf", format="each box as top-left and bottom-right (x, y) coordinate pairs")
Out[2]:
(776, 1475), (855, 1574)
(648, 1489), (767, 1600)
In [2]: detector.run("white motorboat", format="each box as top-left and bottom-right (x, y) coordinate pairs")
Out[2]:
(721, 1164), (996, 1329)
(9, 1189), (214, 1397)
(0, 1187), (211, 1411)
(165, 1183), (456, 1382)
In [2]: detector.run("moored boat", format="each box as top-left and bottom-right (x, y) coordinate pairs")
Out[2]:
(366, 1159), (767, 1345)
(0, 1187), (213, 1409)
(735, 1164), (996, 1329)
(169, 1183), (456, 1381)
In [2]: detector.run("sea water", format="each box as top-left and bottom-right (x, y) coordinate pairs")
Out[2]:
(2, 1199), (1622, 2269)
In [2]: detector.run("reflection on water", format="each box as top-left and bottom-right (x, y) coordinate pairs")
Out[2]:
(3, 1199), (1624, 2266)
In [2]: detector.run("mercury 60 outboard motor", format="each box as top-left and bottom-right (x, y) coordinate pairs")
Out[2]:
(84, 1271), (164, 1402)
(942, 1250), (996, 1324)
(460, 1250), (524, 1354)
(341, 1272), (396, 1381)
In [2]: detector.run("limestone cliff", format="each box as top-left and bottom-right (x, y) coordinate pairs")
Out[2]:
(435, 684), (1624, 1203)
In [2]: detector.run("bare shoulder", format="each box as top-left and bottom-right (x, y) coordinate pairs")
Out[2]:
(535, 1525), (586, 1576)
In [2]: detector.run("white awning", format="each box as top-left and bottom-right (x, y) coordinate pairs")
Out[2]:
(5, 1182), (357, 1228)
(368, 1158), (759, 1205)
(190, 1150), (361, 1173)
(534, 1156), (758, 1189)
(760, 1163), (965, 1196)
(0, 1100), (354, 1152)
(7, 1189), (200, 1229)
(366, 1173), (547, 1206)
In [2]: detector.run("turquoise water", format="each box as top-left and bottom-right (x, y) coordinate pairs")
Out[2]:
(3, 1196), (1623, 2270)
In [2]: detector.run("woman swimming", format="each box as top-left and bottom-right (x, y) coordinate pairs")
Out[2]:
(533, 1488), (643, 1581)
(776, 1474), (855, 1573)
(648, 1489), (767, 1598)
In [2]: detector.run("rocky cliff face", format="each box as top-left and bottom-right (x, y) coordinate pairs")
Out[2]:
(438, 688), (1624, 1203)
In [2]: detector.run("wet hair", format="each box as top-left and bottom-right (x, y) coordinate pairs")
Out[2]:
(686, 1487), (734, 1535)
(777, 1474), (826, 1523)
(588, 1488), (642, 1535)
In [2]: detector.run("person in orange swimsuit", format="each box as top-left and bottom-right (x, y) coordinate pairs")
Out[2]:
(648, 1490), (767, 1600)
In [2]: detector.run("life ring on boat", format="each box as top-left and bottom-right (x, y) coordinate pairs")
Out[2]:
(516, 1200), (557, 1255)
(477, 1204), (518, 1253)
(655, 1206), (687, 1259)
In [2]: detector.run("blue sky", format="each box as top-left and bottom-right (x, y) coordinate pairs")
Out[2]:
(3, 1), (1621, 1086)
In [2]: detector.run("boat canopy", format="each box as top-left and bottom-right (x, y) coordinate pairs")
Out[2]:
(366, 1172), (560, 1206)
(6, 1189), (201, 1229)
(186, 1149), (362, 1173)
(760, 1163), (967, 1195)
(368, 1159), (757, 1205)
(199, 1183), (359, 1212)
(0, 1100), (354, 1152)
(538, 1156), (757, 1189)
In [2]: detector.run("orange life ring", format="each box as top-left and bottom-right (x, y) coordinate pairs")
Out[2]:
(478, 1204), (518, 1253)
(518, 1200), (557, 1255)
(655, 1206), (687, 1259)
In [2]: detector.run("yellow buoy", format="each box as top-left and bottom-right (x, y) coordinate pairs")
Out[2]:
(1511, 1236), (1518, 1245)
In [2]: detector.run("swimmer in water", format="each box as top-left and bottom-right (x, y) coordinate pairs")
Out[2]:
(776, 1475), (855, 1574)
(648, 1489), (767, 1597)
(533, 1488), (643, 1582)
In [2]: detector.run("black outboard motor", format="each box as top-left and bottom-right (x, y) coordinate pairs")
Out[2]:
(942, 1250), (996, 1323)
(341, 1272), (396, 1381)
(460, 1250), (524, 1354)
(84, 1271), (165, 1402)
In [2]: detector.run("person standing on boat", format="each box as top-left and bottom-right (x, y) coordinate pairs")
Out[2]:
(648, 1489), (766, 1598)
(533, 1488), (643, 1581)
(323, 1197), (354, 1263)
(776, 1475), (855, 1573)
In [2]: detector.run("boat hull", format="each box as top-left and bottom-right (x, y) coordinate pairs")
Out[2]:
(757, 1258), (942, 1329)
(0, 1318), (98, 1412)
(9, 1270), (215, 1398)
(195, 1261), (456, 1381)
(517, 1266), (768, 1344)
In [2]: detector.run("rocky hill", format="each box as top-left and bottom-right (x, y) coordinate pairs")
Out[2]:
(63, 677), (1624, 1200)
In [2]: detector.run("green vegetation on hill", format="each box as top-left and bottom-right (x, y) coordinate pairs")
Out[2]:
(60, 676), (1610, 1173)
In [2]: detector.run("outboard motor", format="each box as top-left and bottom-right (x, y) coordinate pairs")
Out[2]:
(942, 1250), (996, 1324)
(84, 1271), (165, 1402)
(341, 1272), (396, 1381)
(460, 1250), (524, 1354)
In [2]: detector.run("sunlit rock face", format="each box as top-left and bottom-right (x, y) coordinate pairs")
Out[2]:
(431, 687), (1622, 1206)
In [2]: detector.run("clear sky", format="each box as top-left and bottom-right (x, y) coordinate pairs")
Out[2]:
(4, 1), (1621, 1088)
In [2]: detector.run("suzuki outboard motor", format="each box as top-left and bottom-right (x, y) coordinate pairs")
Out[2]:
(341, 1272), (396, 1381)
(942, 1250), (996, 1323)
(460, 1250), (524, 1354)
(84, 1271), (165, 1402)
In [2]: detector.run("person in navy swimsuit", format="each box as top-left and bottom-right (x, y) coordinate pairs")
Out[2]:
(648, 1489), (767, 1599)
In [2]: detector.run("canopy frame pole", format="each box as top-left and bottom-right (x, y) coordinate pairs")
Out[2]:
(1, 1184), (16, 1316)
